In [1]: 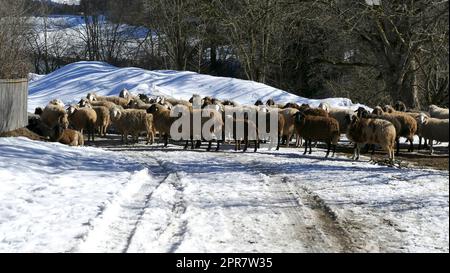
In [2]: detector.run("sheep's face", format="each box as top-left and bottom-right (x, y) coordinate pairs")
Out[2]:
(266, 99), (275, 106)
(50, 99), (65, 108)
(318, 103), (330, 113)
(35, 107), (43, 116)
(355, 107), (368, 118)
(383, 105), (395, 113)
(372, 107), (383, 116)
(255, 100), (264, 106)
(119, 89), (130, 99)
(79, 99), (88, 108)
(147, 104), (159, 114)
(395, 101), (407, 112)
(419, 114), (428, 125)
(293, 112), (305, 124)
(87, 93), (97, 102)
(67, 106), (77, 115)
(111, 108), (121, 119)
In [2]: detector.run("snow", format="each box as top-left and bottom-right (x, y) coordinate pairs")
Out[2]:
(0, 138), (448, 253)
(28, 61), (368, 112)
(0, 137), (155, 252)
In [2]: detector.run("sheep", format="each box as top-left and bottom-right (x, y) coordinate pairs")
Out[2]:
(67, 105), (97, 142)
(266, 99), (276, 107)
(346, 115), (396, 162)
(34, 107), (44, 116)
(319, 102), (354, 135)
(138, 94), (150, 103)
(146, 104), (180, 147)
(232, 119), (260, 153)
(356, 107), (401, 155)
(40, 104), (69, 130)
(110, 108), (154, 144)
(27, 113), (54, 140)
(279, 108), (300, 147)
(87, 92), (131, 108)
(164, 97), (191, 108)
(184, 108), (224, 151)
(257, 110), (285, 150)
(92, 106), (110, 137)
(128, 98), (152, 110)
(79, 98), (122, 112)
(51, 124), (84, 146)
(428, 105), (449, 119)
(376, 105), (418, 154)
(255, 100), (264, 106)
(416, 114), (449, 154)
(119, 88), (131, 99)
(293, 112), (340, 158)
(49, 99), (65, 108)
(394, 101), (407, 112)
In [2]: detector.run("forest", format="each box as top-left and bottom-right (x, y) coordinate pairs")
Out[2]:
(0, 0), (448, 109)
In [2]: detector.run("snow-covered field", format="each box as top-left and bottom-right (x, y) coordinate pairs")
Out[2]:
(0, 138), (448, 253)
(0, 62), (448, 253)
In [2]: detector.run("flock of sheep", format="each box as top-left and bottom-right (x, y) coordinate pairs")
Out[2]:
(12, 89), (450, 163)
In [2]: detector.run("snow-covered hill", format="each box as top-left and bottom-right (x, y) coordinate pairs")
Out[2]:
(28, 61), (367, 112)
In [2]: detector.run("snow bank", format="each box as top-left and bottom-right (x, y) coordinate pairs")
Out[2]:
(28, 61), (368, 112)
(0, 137), (155, 252)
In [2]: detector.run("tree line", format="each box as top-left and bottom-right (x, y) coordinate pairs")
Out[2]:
(0, 0), (448, 109)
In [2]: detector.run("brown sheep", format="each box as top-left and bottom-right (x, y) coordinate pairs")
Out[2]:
(110, 108), (154, 144)
(67, 106), (97, 142)
(293, 112), (340, 158)
(52, 124), (84, 146)
(40, 104), (69, 130)
(376, 106), (417, 154)
(346, 116), (396, 162)
(146, 104), (180, 147)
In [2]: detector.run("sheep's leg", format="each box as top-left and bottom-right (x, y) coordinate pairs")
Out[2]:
(243, 139), (248, 153)
(332, 144), (337, 157)
(352, 144), (357, 160)
(184, 141), (189, 150)
(355, 144), (361, 161)
(164, 134), (169, 147)
(303, 140), (308, 155)
(325, 142), (331, 158)
(309, 140), (313, 155)
(429, 139), (434, 155)
(371, 145), (376, 156)
(215, 140), (221, 152)
(409, 138), (414, 152)
(207, 141), (212, 152)
(396, 138), (400, 156)
(254, 140), (258, 153)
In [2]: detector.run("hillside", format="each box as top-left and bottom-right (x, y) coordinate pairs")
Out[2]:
(28, 61), (366, 112)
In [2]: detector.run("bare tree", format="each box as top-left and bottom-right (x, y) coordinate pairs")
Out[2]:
(0, 0), (31, 78)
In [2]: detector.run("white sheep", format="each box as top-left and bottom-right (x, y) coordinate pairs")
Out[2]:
(416, 113), (449, 154)
(428, 105), (449, 119)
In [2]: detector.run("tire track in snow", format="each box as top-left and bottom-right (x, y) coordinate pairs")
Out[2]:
(281, 177), (358, 252)
(223, 154), (359, 252)
(73, 162), (169, 253)
(124, 157), (189, 253)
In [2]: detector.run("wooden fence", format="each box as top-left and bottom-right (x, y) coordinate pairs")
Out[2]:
(0, 79), (28, 133)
